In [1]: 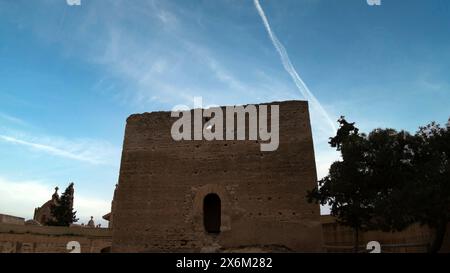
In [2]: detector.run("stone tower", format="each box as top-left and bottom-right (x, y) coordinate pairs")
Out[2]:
(112, 100), (323, 252)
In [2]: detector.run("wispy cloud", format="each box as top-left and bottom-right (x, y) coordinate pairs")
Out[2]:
(156, 9), (178, 26)
(0, 177), (54, 220)
(418, 77), (448, 92)
(0, 112), (28, 127)
(40, 1), (298, 109)
(0, 134), (120, 166)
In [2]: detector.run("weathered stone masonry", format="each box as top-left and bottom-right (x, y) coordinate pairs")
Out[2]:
(112, 100), (323, 252)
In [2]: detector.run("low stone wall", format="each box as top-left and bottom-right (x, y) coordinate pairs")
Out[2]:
(0, 223), (112, 253)
(0, 214), (24, 225)
(321, 215), (450, 253)
(2, 215), (447, 253)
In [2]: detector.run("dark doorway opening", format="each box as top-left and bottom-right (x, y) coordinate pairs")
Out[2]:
(203, 193), (221, 233)
(100, 246), (111, 253)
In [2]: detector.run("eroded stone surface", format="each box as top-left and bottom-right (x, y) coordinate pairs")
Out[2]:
(112, 100), (323, 252)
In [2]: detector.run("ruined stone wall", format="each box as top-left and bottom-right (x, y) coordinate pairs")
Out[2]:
(321, 215), (450, 253)
(0, 223), (112, 253)
(112, 100), (323, 252)
(0, 214), (24, 225)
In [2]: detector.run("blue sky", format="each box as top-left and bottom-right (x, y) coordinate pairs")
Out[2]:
(0, 0), (449, 224)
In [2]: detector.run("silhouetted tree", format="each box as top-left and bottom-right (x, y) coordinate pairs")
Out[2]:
(365, 129), (417, 232)
(48, 183), (78, 226)
(308, 117), (373, 252)
(412, 120), (450, 253)
(309, 117), (450, 253)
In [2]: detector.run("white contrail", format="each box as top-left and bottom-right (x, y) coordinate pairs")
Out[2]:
(0, 135), (98, 164)
(253, 0), (337, 134)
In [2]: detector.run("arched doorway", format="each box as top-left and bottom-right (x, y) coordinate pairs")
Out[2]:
(203, 193), (221, 233)
(100, 246), (111, 253)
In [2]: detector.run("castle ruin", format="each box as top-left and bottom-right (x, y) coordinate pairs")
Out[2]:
(112, 100), (323, 252)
